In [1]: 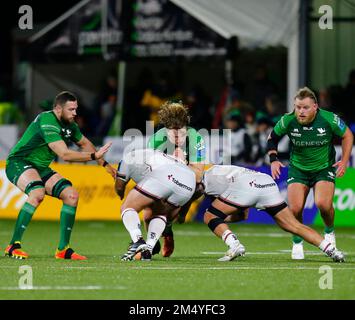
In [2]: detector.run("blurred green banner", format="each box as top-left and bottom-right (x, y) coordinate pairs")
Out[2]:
(314, 168), (355, 227)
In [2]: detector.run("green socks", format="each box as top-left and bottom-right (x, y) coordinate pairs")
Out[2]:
(10, 202), (78, 250)
(292, 235), (303, 244)
(292, 226), (334, 245)
(10, 202), (36, 244)
(58, 204), (77, 250)
(324, 225), (334, 234)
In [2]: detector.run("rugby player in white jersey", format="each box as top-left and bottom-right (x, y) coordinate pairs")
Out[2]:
(199, 165), (345, 262)
(114, 149), (196, 261)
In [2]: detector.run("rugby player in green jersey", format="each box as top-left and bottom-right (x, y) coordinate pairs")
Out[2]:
(267, 87), (353, 260)
(144, 101), (205, 257)
(4, 91), (115, 260)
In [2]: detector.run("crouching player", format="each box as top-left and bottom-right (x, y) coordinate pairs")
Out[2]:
(4, 91), (114, 260)
(114, 149), (196, 261)
(200, 165), (345, 262)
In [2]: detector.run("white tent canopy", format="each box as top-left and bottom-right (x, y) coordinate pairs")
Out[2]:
(170, 0), (301, 110)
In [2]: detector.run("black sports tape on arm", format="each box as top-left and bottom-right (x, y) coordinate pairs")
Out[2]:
(266, 130), (282, 153)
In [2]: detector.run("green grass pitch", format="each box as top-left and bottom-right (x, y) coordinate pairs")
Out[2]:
(0, 220), (354, 300)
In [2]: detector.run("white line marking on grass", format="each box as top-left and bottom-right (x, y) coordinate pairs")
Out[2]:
(202, 251), (293, 255)
(0, 285), (126, 291)
(175, 230), (355, 239)
(0, 266), (100, 270)
(175, 231), (291, 238)
(130, 266), (355, 271)
(202, 250), (354, 256)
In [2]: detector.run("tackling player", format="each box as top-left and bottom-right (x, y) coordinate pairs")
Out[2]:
(145, 101), (205, 257)
(4, 91), (115, 260)
(201, 165), (345, 262)
(114, 149), (196, 261)
(267, 87), (353, 259)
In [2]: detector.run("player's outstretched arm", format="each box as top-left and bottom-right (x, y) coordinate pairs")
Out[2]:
(76, 136), (117, 178)
(48, 140), (112, 162)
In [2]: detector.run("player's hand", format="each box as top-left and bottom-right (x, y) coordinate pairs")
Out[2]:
(173, 147), (187, 164)
(333, 160), (347, 177)
(271, 161), (285, 180)
(105, 163), (117, 179)
(95, 142), (112, 159)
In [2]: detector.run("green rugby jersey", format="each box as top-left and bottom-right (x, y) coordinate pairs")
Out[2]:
(147, 127), (206, 164)
(273, 109), (347, 171)
(7, 111), (83, 168)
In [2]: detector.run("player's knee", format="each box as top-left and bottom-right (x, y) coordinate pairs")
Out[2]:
(206, 217), (225, 232)
(315, 199), (332, 213)
(204, 206), (228, 232)
(28, 189), (45, 206)
(120, 201), (127, 213)
(62, 188), (79, 206)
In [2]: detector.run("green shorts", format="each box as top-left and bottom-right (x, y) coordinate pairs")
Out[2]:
(287, 165), (336, 187)
(6, 159), (56, 187)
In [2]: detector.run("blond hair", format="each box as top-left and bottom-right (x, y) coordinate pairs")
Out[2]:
(294, 87), (318, 104)
(158, 101), (190, 129)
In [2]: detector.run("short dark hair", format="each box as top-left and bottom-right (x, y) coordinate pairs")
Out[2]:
(53, 91), (77, 108)
(294, 87), (318, 104)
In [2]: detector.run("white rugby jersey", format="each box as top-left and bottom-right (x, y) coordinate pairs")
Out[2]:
(203, 165), (261, 196)
(117, 149), (187, 183)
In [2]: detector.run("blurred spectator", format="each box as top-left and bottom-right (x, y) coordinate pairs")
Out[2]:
(343, 69), (355, 125)
(242, 105), (260, 161)
(264, 94), (284, 124)
(185, 86), (212, 130)
(326, 85), (345, 114)
(212, 85), (241, 129)
(96, 94), (116, 137)
(246, 65), (277, 111)
(243, 104), (258, 138)
(92, 72), (118, 137)
(254, 116), (274, 165)
(0, 87), (24, 125)
(318, 88), (331, 110)
(140, 70), (181, 127)
(123, 68), (153, 133)
(223, 110), (253, 165)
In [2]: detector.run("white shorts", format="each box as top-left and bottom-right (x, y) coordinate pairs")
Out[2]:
(135, 164), (196, 207)
(218, 173), (285, 210)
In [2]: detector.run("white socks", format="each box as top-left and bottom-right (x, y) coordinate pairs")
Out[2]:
(121, 208), (142, 242)
(146, 216), (167, 251)
(222, 229), (239, 248)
